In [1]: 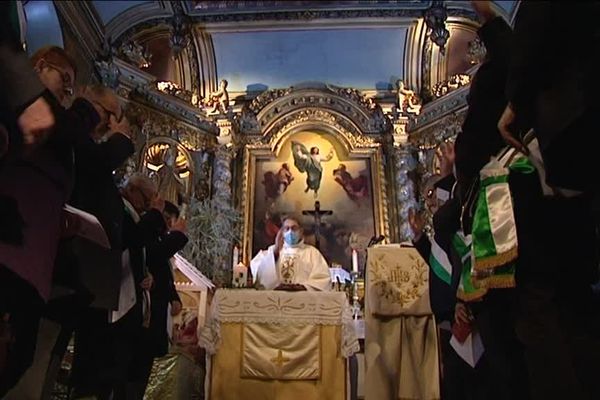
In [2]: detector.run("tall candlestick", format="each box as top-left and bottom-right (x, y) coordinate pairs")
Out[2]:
(233, 246), (239, 270)
(352, 249), (358, 274)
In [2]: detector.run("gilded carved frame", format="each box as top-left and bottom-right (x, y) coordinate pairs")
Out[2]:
(239, 107), (391, 264)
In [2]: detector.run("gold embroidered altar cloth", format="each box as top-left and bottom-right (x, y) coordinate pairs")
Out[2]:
(199, 289), (359, 400)
(365, 245), (441, 400)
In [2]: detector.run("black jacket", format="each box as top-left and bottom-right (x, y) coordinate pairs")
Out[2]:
(414, 197), (463, 323)
(454, 16), (512, 200)
(53, 131), (133, 310)
(507, 1), (600, 191)
(146, 228), (188, 357)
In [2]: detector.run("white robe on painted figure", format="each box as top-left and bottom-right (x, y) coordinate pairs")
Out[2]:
(250, 241), (331, 291)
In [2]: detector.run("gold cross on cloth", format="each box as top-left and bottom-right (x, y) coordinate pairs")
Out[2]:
(270, 349), (291, 369)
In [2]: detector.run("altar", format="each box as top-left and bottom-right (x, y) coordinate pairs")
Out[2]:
(199, 289), (360, 400)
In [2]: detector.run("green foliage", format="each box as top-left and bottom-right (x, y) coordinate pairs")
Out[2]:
(182, 198), (242, 287)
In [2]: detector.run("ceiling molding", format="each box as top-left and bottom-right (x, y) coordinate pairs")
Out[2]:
(198, 18), (417, 34)
(404, 18), (425, 93)
(105, 1), (174, 42)
(54, 0), (104, 60)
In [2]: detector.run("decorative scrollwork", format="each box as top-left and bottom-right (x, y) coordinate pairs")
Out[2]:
(156, 81), (199, 106)
(118, 40), (151, 69)
(247, 88), (294, 114)
(242, 84), (389, 136)
(432, 74), (471, 98)
(264, 108), (377, 153)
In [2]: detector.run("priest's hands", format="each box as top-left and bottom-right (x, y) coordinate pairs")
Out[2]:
(274, 229), (284, 259)
(274, 283), (307, 291)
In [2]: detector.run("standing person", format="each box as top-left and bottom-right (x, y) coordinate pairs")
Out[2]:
(70, 174), (164, 400)
(0, 45), (102, 396)
(498, 2), (600, 399)
(453, 0), (512, 202)
(4, 84), (133, 400)
(250, 215), (331, 291)
(128, 201), (188, 398)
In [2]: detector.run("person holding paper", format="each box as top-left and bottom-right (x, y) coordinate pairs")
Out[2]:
(0, 45), (104, 396)
(250, 215), (330, 291)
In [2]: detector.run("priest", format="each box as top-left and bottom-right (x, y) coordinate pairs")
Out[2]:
(250, 215), (331, 291)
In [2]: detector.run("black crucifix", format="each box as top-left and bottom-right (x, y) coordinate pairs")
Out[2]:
(302, 201), (333, 251)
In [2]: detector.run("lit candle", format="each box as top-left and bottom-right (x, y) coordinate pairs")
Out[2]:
(233, 246), (239, 270)
(233, 262), (248, 288)
(352, 249), (359, 274)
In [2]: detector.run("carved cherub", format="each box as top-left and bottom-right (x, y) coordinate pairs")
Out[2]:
(397, 80), (422, 116)
(204, 79), (229, 114)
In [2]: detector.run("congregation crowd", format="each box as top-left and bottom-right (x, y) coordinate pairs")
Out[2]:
(409, 2), (600, 399)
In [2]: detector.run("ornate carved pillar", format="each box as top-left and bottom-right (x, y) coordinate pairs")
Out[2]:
(209, 118), (237, 282)
(392, 118), (418, 242)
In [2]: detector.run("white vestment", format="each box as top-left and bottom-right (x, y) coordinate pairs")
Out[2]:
(250, 242), (331, 291)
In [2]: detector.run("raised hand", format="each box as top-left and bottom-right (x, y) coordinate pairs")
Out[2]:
(498, 103), (528, 154)
(408, 208), (425, 242)
(150, 194), (165, 213)
(274, 228), (284, 258)
(439, 141), (456, 177)
(108, 114), (131, 138)
(170, 218), (187, 233)
(18, 97), (55, 145)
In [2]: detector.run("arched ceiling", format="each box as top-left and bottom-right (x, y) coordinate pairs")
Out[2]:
(212, 28), (407, 92)
(56, 1), (519, 97)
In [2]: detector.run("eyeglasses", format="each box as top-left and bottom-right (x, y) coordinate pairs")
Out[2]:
(44, 61), (74, 96)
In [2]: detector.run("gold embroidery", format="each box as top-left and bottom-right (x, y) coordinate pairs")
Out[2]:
(270, 349), (291, 369)
(369, 251), (428, 308)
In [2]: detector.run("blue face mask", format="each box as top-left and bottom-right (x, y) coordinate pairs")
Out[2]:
(283, 230), (301, 246)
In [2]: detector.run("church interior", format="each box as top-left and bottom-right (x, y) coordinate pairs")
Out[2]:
(1, 1), (600, 400)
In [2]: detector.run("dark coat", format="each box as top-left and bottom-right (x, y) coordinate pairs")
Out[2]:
(414, 196), (463, 324)
(63, 132), (134, 310)
(146, 229), (188, 357)
(454, 16), (512, 200)
(0, 94), (100, 301)
(507, 2), (600, 191)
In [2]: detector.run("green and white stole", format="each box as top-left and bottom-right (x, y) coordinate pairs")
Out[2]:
(455, 150), (535, 301)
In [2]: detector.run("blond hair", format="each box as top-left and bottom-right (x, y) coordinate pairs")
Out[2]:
(85, 85), (122, 119)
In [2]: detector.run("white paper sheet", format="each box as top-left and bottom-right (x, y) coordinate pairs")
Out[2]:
(450, 330), (484, 368)
(63, 204), (110, 249)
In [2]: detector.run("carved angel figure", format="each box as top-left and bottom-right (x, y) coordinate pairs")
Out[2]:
(397, 80), (422, 115)
(204, 79), (229, 114)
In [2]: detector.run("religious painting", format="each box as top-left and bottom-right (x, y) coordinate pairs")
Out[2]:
(250, 131), (378, 272)
(142, 138), (193, 206)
